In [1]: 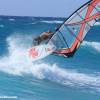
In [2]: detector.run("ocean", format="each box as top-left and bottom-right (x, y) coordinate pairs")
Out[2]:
(0, 16), (100, 100)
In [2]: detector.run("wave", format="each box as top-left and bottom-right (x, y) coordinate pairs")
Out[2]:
(82, 41), (100, 52)
(40, 20), (63, 24)
(29, 20), (63, 25)
(0, 35), (100, 92)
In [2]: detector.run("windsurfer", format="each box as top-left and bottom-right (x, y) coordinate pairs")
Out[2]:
(33, 30), (54, 46)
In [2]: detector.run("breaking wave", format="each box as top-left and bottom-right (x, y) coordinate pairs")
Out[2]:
(0, 35), (100, 92)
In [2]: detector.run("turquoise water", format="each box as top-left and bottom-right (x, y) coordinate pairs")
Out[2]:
(0, 16), (100, 100)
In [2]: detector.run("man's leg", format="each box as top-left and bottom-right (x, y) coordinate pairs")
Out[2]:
(35, 36), (42, 45)
(33, 37), (41, 46)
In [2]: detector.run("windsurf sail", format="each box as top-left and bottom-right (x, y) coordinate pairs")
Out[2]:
(28, 0), (100, 61)
(48, 0), (100, 57)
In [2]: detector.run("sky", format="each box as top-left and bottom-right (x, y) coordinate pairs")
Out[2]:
(0, 0), (89, 17)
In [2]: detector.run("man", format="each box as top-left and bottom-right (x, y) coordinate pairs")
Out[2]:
(33, 30), (54, 46)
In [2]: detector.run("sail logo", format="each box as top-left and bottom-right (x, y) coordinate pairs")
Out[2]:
(29, 48), (38, 58)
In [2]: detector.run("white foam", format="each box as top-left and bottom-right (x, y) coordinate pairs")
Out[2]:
(40, 20), (63, 24)
(82, 41), (100, 52)
(0, 35), (100, 91)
